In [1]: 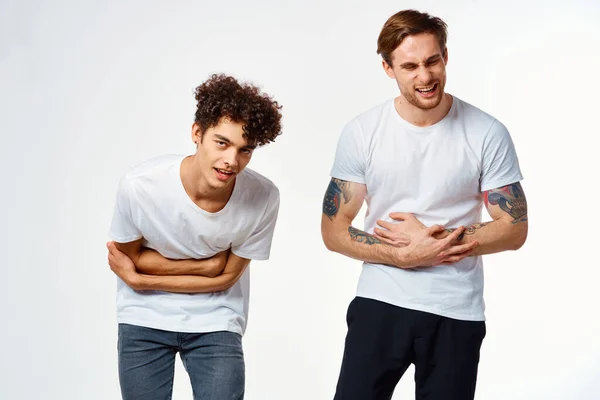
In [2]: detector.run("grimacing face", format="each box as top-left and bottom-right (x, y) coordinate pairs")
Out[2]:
(191, 119), (255, 190)
(383, 32), (448, 110)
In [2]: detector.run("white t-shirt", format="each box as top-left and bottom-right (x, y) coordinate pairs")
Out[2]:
(109, 154), (280, 334)
(330, 96), (523, 321)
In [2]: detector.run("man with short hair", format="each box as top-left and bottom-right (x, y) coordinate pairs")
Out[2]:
(107, 74), (283, 400)
(322, 9), (527, 400)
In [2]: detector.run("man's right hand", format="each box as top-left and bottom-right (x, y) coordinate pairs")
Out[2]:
(395, 225), (478, 268)
(374, 212), (426, 246)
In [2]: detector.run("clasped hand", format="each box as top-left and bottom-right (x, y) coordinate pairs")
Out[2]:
(373, 213), (478, 266)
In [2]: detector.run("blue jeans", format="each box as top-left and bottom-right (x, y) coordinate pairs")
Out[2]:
(118, 323), (245, 400)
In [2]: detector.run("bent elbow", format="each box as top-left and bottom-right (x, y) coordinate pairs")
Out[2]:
(205, 269), (221, 279)
(321, 231), (338, 252)
(217, 274), (241, 292)
(511, 230), (528, 251)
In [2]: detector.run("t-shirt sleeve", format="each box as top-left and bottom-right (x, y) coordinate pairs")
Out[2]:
(480, 119), (524, 192)
(329, 118), (366, 183)
(231, 188), (280, 261)
(108, 176), (143, 243)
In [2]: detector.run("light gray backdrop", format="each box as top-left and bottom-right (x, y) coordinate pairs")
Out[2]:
(1, 0), (599, 399)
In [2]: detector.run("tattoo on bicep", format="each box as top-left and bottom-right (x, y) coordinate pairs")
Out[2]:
(322, 178), (353, 220)
(348, 226), (381, 245)
(485, 182), (527, 223)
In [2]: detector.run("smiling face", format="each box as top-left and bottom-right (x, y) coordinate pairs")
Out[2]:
(191, 118), (255, 191)
(383, 32), (448, 111)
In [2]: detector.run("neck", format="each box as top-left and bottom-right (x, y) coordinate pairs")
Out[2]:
(395, 93), (453, 127)
(180, 155), (234, 206)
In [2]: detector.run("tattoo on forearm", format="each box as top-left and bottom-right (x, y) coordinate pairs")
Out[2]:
(348, 226), (381, 245)
(446, 222), (490, 237)
(322, 178), (353, 220)
(465, 222), (490, 234)
(484, 182), (527, 223)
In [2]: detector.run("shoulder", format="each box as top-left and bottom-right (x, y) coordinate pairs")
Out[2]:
(121, 154), (184, 183)
(452, 96), (510, 139)
(452, 96), (496, 126)
(349, 99), (394, 134)
(238, 168), (280, 201)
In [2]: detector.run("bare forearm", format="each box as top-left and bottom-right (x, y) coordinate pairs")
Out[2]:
(323, 225), (413, 268)
(441, 218), (527, 256)
(135, 248), (222, 276)
(321, 178), (415, 268)
(133, 272), (237, 293)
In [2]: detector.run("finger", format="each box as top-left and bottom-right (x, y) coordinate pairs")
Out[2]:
(107, 241), (118, 255)
(441, 250), (473, 264)
(441, 249), (474, 263)
(442, 226), (465, 244)
(373, 230), (395, 244)
(374, 227), (392, 239)
(376, 220), (394, 230)
(428, 224), (446, 235)
(374, 235), (394, 245)
(445, 241), (478, 255)
(388, 212), (411, 221)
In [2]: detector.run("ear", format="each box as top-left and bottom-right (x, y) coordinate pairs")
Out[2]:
(191, 122), (202, 144)
(382, 59), (395, 79)
(443, 47), (449, 65)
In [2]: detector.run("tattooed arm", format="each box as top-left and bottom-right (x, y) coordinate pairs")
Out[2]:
(441, 182), (528, 256)
(321, 178), (477, 268)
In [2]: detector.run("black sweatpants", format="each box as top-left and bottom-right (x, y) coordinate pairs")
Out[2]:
(334, 297), (486, 400)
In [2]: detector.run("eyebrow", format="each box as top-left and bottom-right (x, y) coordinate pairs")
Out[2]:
(214, 134), (256, 150)
(214, 134), (232, 144)
(399, 54), (442, 69)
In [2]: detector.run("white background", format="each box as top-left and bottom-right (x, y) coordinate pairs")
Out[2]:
(1, 0), (599, 399)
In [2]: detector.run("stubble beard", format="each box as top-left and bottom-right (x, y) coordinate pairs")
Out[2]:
(401, 81), (445, 111)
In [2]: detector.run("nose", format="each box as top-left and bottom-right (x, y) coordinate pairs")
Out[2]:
(417, 65), (433, 83)
(223, 149), (239, 169)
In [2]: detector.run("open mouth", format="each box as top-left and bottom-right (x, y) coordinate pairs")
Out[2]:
(415, 83), (438, 97)
(215, 168), (235, 181)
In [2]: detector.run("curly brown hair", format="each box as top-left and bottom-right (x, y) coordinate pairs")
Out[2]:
(194, 74), (283, 146)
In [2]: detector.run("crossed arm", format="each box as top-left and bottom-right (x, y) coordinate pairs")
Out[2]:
(321, 178), (478, 268)
(107, 240), (249, 293)
(373, 182), (528, 257)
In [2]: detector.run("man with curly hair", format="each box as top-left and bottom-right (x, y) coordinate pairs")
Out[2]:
(105, 74), (282, 400)
(322, 9), (527, 400)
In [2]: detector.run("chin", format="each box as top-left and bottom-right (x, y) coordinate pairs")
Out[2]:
(408, 93), (444, 110)
(419, 98), (443, 110)
(213, 177), (235, 189)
